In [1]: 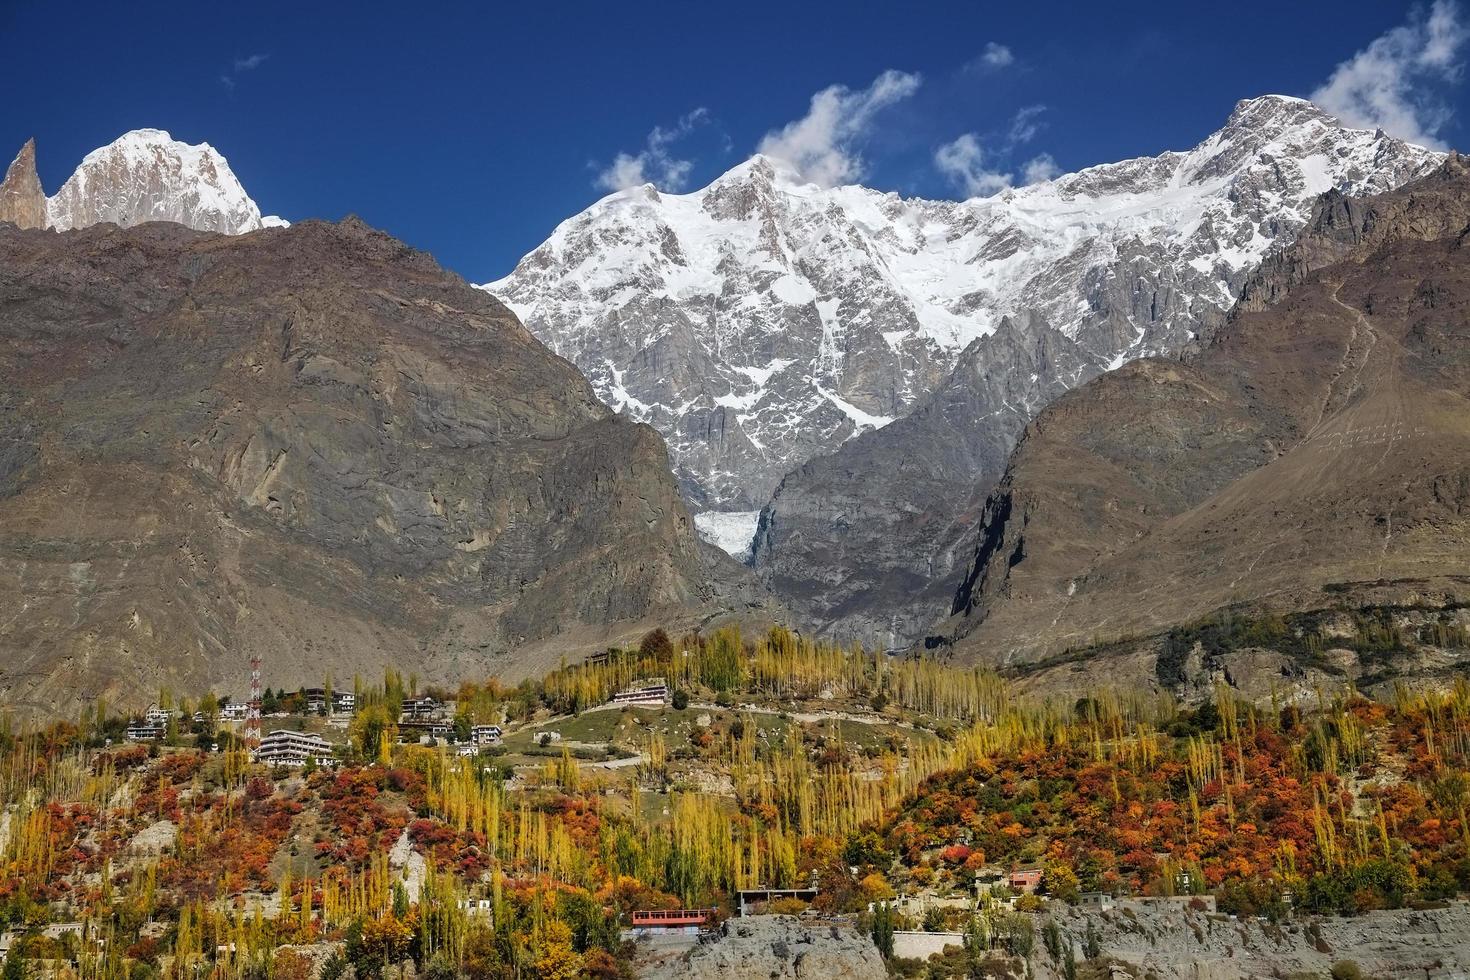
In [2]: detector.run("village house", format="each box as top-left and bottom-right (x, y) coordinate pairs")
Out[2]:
(220, 700), (250, 721)
(401, 695), (443, 720)
(608, 678), (670, 708)
(126, 721), (165, 742)
(470, 724), (503, 745)
(1008, 868), (1043, 893)
(399, 720), (451, 743)
(622, 908), (716, 939)
(254, 729), (334, 767)
(303, 688), (357, 714)
(144, 705), (179, 726)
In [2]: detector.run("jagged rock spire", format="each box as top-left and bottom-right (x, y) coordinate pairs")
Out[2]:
(0, 139), (47, 229)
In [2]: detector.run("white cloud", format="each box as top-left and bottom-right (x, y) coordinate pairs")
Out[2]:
(1310, 0), (1468, 147)
(756, 69), (922, 187)
(595, 108), (710, 192)
(1021, 153), (1060, 184)
(936, 137), (1060, 197)
(934, 133), (1013, 197)
(220, 52), (270, 90)
(1006, 105), (1048, 146)
(979, 42), (1015, 68)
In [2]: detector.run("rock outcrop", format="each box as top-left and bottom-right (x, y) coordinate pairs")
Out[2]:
(751, 319), (1091, 647)
(638, 916), (885, 980)
(938, 154), (1470, 671)
(0, 218), (745, 718)
(0, 139), (46, 229)
(1033, 901), (1470, 979)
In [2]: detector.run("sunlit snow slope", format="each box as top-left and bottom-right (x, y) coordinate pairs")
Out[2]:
(487, 96), (1440, 519)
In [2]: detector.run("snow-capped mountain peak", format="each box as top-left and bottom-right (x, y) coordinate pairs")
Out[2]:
(45, 129), (269, 234)
(487, 95), (1441, 521)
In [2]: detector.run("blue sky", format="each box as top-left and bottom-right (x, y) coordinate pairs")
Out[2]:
(1, 1), (1465, 280)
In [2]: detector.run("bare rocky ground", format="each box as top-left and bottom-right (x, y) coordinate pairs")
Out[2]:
(634, 915), (886, 980)
(642, 904), (1470, 979)
(1034, 901), (1470, 980)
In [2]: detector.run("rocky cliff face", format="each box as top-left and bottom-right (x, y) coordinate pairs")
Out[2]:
(746, 100), (1445, 648)
(0, 218), (736, 718)
(939, 154), (1470, 667)
(1032, 901), (1470, 980)
(751, 319), (1091, 646)
(638, 916), (885, 980)
(44, 129), (268, 233)
(0, 139), (46, 229)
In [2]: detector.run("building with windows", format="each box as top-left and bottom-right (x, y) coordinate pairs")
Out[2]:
(609, 678), (669, 708)
(399, 721), (451, 743)
(220, 700), (250, 721)
(401, 696), (442, 720)
(457, 899), (494, 921)
(144, 705), (179, 726)
(625, 908), (716, 937)
(255, 729), (334, 767)
(126, 721), (165, 742)
(302, 688), (357, 714)
(470, 724), (503, 746)
(1008, 868), (1043, 893)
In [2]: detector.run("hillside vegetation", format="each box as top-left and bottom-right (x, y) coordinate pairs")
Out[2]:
(0, 626), (1467, 980)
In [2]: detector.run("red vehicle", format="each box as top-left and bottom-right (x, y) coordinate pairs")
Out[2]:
(630, 908), (718, 928)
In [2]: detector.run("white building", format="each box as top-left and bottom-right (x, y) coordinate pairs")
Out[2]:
(126, 722), (165, 742)
(304, 689), (357, 715)
(609, 678), (669, 708)
(220, 701), (250, 721)
(470, 725), (503, 746)
(144, 705), (179, 726)
(401, 696), (442, 720)
(255, 729), (334, 767)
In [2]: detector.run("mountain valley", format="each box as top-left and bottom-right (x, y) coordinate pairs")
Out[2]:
(489, 96), (1444, 645)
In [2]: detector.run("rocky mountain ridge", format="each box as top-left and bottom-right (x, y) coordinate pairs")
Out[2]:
(938, 153), (1470, 673)
(0, 217), (746, 718)
(0, 130), (278, 234)
(489, 95), (1441, 543)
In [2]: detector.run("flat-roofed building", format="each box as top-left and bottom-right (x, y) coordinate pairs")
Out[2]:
(401, 696), (442, 720)
(255, 729), (334, 767)
(126, 722), (165, 742)
(609, 678), (669, 708)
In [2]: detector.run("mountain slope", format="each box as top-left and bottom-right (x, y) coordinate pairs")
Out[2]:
(938, 154), (1470, 669)
(0, 218), (737, 718)
(489, 96), (1440, 533)
(750, 319), (1090, 646)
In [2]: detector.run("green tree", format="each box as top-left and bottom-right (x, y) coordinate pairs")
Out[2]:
(392, 882), (410, 919)
(870, 901), (895, 959)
